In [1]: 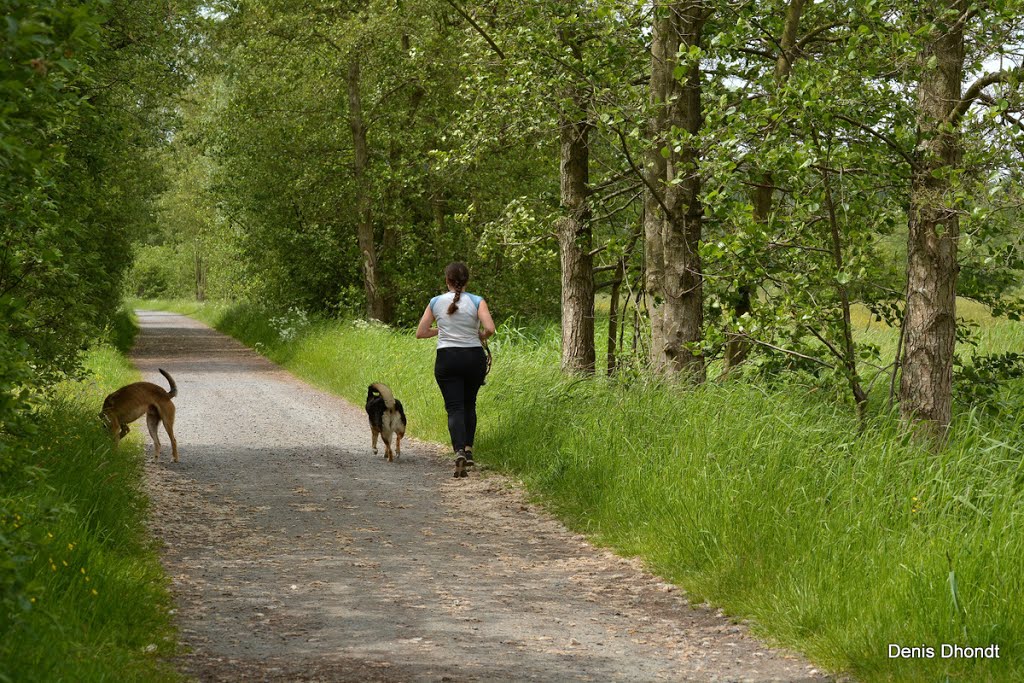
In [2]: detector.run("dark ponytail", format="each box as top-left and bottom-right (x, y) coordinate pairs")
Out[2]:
(445, 261), (470, 315)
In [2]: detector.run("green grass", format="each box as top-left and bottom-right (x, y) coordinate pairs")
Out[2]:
(139, 298), (1024, 682)
(0, 342), (180, 682)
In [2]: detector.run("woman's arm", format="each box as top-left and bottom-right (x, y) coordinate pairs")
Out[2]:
(416, 305), (438, 338)
(477, 300), (496, 341)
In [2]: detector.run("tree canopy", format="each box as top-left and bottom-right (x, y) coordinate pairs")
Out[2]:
(4, 0), (1023, 437)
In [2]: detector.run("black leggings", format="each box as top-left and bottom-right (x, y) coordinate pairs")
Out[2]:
(434, 347), (487, 453)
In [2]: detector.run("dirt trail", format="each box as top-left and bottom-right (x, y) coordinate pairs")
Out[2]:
(134, 310), (832, 682)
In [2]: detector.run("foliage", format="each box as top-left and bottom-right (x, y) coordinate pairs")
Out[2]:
(137, 0), (1024, 407)
(0, 346), (180, 683)
(1, 0), (195, 432)
(1, 3), (187, 671)
(955, 351), (1024, 415)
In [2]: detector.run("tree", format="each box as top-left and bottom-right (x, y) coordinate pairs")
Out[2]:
(556, 21), (597, 374)
(444, 0), (647, 373)
(644, 1), (709, 380)
(900, 0), (1023, 436)
(1, 0), (191, 390)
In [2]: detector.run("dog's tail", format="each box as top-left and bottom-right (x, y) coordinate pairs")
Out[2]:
(159, 369), (177, 399)
(368, 382), (395, 410)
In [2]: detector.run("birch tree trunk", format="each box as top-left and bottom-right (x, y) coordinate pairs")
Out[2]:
(644, 0), (707, 381)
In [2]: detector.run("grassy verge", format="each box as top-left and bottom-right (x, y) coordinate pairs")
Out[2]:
(0, 330), (179, 681)
(140, 299), (1023, 682)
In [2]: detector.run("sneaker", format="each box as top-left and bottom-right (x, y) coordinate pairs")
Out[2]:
(453, 453), (467, 479)
(464, 450), (475, 467)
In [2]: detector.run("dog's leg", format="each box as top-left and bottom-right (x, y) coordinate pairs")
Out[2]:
(371, 426), (380, 454)
(108, 416), (123, 449)
(119, 424), (130, 438)
(146, 408), (162, 461)
(395, 432), (403, 458)
(159, 401), (179, 463)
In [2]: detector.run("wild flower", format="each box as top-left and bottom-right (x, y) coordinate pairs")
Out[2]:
(269, 306), (311, 343)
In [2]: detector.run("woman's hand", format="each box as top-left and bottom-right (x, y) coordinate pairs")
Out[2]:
(415, 305), (438, 339)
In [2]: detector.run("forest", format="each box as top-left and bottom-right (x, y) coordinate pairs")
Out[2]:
(2, 0), (1024, 680)
(132, 0), (1024, 434)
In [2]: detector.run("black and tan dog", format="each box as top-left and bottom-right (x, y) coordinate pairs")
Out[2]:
(365, 383), (407, 462)
(100, 368), (179, 462)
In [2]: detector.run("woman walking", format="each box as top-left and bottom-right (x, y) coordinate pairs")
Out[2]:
(416, 262), (496, 478)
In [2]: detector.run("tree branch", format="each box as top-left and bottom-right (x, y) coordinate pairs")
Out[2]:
(612, 126), (673, 220)
(310, 29), (346, 55)
(500, 232), (556, 248)
(978, 92), (1024, 134)
(803, 324), (847, 365)
(834, 113), (917, 169)
(446, 0), (505, 59)
(949, 67), (1022, 124)
(735, 46), (775, 61)
(735, 334), (837, 369)
(593, 191), (644, 223)
(795, 22), (844, 51)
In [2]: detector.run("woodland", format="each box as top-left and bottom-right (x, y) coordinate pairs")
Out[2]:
(2, 0), (1024, 680)
(6, 0), (1024, 434)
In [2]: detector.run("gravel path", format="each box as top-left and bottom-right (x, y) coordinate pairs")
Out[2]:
(134, 310), (833, 682)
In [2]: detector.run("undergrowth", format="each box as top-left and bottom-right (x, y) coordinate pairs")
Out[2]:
(140, 299), (1024, 683)
(0, 334), (179, 682)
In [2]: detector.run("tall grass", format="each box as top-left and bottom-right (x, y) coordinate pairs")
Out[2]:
(0, 345), (179, 682)
(142, 299), (1024, 682)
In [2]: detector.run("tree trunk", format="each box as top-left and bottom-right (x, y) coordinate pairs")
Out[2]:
(606, 259), (624, 376)
(900, 4), (965, 437)
(194, 245), (206, 302)
(348, 57), (386, 321)
(644, 1), (707, 381)
(558, 106), (596, 374)
(431, 192), (446, 260)
(774, 0), (809, 81)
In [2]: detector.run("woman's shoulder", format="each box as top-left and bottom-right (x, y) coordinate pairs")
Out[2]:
(465, 292), (484, 307)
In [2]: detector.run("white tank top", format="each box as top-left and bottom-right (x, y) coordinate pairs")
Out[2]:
(429, 291), (484, 349)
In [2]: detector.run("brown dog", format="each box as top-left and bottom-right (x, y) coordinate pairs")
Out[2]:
(100, 368), (179, 462)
